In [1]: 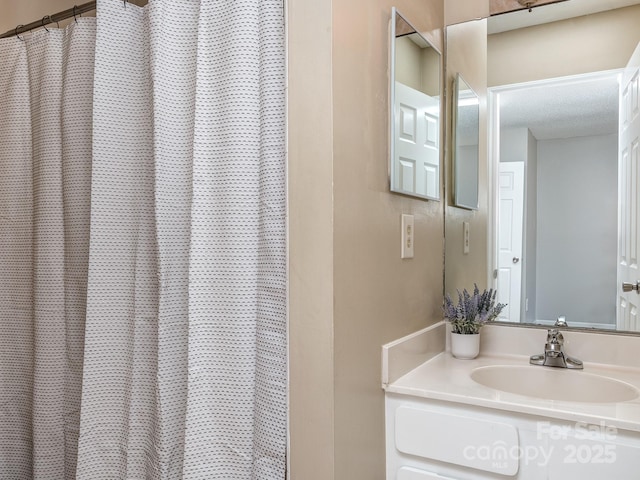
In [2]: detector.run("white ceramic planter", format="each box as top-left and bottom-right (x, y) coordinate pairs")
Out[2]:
(450, 332), (480, 359)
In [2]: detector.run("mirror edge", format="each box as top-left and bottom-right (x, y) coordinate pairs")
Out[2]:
(389, 6), (398, 196)
(452, 72), (480, 211)
(488, 320), (640, 338)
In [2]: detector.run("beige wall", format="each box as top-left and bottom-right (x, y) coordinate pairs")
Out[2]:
(444, 18), (489, 296)
(332, 0), (444, 478)
(0, 0), (146, 35)
(289, 0), (495, 478)
(395, 36), (423, 90)
(488, 4), (640, 86)
(289, 0), (447, 478)
(446, 0), (490, 26)
(395, 37), (441, 96)
(0, 0), (79, 33)
(287, 0), (335, 478)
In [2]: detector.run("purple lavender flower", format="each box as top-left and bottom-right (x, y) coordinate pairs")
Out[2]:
(443, 284), (506, 334)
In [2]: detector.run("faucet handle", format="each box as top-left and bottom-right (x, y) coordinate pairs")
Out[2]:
(546, 328), (564, 345)
(555, 316), (567, 327)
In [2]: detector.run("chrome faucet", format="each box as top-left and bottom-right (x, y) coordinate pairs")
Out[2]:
(530, 316), (583, 369)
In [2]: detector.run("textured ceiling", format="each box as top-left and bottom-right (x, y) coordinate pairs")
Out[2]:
(499, 73), (620, 140)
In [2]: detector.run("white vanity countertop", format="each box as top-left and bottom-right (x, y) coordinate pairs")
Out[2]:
(385, 352), (640, 432)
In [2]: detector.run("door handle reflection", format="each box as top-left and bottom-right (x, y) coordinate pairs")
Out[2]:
(622, 281), (640, 293)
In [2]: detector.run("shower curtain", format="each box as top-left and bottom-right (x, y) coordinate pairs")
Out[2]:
(0, 0), (286, 478)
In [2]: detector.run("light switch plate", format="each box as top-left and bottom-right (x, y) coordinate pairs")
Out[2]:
(401, 214), (414, 259)
(463, 222), (470, 254)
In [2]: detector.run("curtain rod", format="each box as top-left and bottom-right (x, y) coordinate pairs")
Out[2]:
(0, 1), (97, 39)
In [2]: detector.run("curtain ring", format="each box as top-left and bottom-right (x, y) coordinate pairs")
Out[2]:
(73, 5), (79, 23)
(15, 25), (24, 41)
(42, 15), (51, 33)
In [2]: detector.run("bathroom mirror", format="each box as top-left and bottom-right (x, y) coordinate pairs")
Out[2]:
(493, 71), (620, 330)
(390, 8), (442, 201)
(452, 74), (479, 210)
(444, 0), (640, 334)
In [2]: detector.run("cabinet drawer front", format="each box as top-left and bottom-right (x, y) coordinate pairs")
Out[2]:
(395, 406), (519, 476)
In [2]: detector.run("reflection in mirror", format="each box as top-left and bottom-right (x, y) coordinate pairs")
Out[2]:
(445, 0), (640, 333)
(390, 8), (442, 200)
(494, 72), (619, 329)
(453, 74), (480, 210)
(485, 0), (640, 333)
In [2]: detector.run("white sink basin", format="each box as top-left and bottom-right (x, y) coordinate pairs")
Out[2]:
(470, 365), (639, 403)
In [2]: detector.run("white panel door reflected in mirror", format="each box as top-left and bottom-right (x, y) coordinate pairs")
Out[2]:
(390, 8), (442, 201)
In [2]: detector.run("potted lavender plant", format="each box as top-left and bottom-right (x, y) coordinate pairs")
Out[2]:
(443, 284), (506, 359)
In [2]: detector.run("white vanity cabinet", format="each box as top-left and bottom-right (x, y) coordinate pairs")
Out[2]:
(385, 393), (640, 480)
(382, 324), (640, 479)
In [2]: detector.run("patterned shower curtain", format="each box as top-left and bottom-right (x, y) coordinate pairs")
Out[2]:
(0, 1), (286, 478)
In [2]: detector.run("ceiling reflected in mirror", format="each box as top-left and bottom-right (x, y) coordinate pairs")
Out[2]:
(489, 0), (640, 33)
(490, 0), (568, 16)
(499, 74), (619, 139)
(395, 12), (415, 37)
